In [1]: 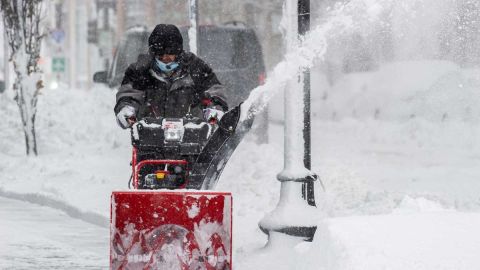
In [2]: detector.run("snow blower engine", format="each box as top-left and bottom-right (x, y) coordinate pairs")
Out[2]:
(130, 115), (215, 190)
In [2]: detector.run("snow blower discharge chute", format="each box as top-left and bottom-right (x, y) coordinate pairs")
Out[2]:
(111, 105), (252, 269)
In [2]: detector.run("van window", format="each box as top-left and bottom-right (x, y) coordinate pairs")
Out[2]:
(200, 30), (249, 70)
(181, 29), (252, 70)
(113, 33), (149, 79)
(245, 32), (264, 71)
(125, 35), (149, 64)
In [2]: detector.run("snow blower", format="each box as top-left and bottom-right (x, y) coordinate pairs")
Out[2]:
(111, 104), (252, 269)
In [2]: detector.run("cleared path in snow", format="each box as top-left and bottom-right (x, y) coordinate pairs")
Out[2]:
(0, 196), (108, 269)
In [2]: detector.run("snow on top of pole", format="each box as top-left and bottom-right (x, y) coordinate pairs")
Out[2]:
(279, 0), (299, 52)
(188, 0), (198, 55)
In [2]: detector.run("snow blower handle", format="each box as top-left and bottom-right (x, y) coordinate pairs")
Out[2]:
(203, 107), (225, 125)
(127, 116), (137, 126)
(116, 105), (137, 129)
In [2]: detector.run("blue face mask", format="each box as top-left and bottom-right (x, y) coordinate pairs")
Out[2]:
(155, 58), (179, 73)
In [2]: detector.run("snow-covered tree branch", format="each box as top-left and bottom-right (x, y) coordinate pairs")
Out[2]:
(0, 0), (45, 155)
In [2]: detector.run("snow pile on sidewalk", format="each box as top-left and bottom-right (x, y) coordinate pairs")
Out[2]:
(236, 196), (480, 270)
(306, 196), (480, 270)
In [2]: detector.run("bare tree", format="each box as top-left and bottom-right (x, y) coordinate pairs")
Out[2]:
(0, 0), (45, 155)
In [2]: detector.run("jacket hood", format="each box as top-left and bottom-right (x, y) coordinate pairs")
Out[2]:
(148, 24), (183, 56)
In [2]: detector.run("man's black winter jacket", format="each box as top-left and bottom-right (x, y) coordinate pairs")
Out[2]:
(114, 52), (228, 119)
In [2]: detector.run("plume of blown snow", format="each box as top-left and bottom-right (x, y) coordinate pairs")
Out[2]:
(240, 0), (394, 122)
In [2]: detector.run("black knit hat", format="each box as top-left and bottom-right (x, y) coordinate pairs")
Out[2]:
(148, 24), (183, 56)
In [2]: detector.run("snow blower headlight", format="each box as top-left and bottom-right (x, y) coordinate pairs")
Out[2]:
(162, 119), (184, 142)
(165, 129), (181, 141)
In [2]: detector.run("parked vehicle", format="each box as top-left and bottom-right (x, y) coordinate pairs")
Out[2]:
(94, 23), (266, 108)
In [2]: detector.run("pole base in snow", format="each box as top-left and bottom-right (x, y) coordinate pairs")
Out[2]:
(260, 225), (317, 242)
(259, 174), (319, 242)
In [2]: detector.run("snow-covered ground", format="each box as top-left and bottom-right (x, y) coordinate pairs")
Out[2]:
(237, 197), (480, 270)
(1, 59), (480, 269)
(0, 196), (108, 269)
(311, 198), (480, 270)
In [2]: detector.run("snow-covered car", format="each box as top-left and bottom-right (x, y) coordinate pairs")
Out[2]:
(93, 23), (266, 107)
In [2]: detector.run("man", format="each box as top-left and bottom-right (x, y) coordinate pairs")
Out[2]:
(114, 24), (228, 128)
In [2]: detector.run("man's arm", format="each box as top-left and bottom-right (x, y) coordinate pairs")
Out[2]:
(114, 55), (152, 115)
(114, 73), (144, 115)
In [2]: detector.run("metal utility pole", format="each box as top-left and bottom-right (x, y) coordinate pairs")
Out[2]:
(259, 0), (318, 242)
(188, 0), (199, 55)
(68, 0), (77, 89)
(86, 0), (92, 90)
(4, 31), (10, 92)
(298, 0), (316, 206)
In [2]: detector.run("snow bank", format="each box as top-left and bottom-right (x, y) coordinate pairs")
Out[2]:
(306, 197), (480, 270)
(237, 197), (480, 270)
(236, 196), (480, 270)
(315, 60), (480, 123)
(0, 84), (131, 218)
